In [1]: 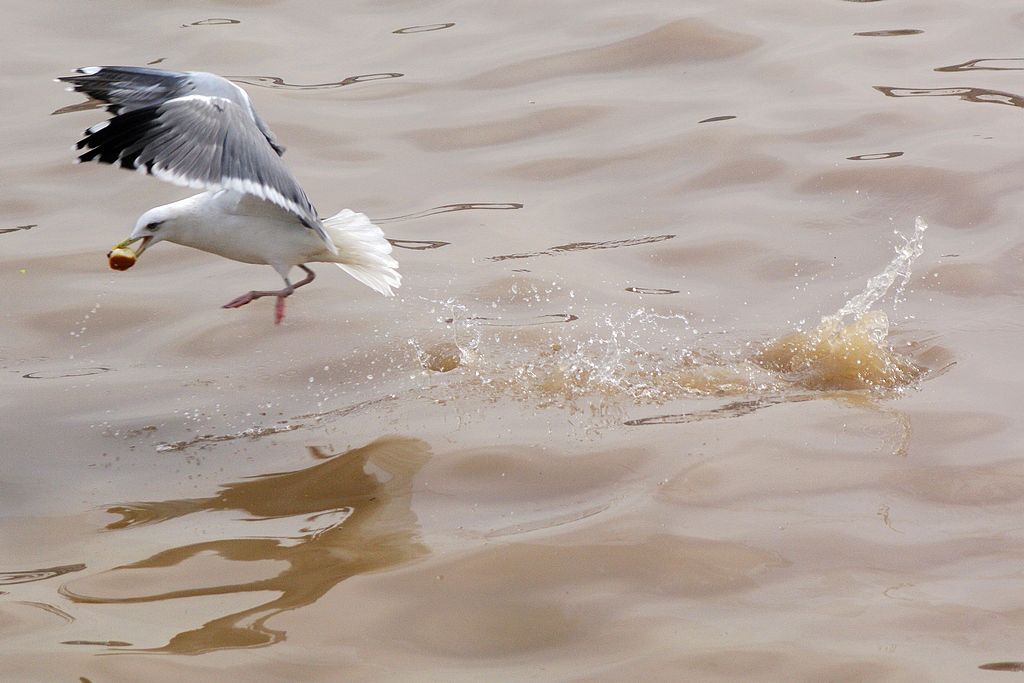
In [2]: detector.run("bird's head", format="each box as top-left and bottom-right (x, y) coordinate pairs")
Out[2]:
(122, 205), (176, 256)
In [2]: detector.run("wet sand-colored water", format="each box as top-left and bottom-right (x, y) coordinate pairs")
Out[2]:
(3, 1), (1024, 680)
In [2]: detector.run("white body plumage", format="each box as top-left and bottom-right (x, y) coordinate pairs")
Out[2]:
(133, 190), (401, 296)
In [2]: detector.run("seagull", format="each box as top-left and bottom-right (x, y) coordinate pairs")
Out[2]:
(58, 66), (400, 324)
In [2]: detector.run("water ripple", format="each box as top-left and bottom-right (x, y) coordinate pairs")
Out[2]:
(17, 601), (75, 623)
(847, 152), (904, 161)
(936, 58), (1024, 72)
(393, 23), (455, 34)
(625, 286), (679, 295)
(376, 202), (523, 224)
(388, 239), (450, 250)
(185, 18), (240, 27)
(979, 662), (1024, 672)
(443, 313), (579, 327)
(22, 367), (111, 379)
(0, 224), (35, 235)
(0, 563), (86, 585)
(489, 234), (675, 262)
(624, 395), (824, 426)
(854, 29), (922, 37)
(876, 85), (1024, 109)
(155, 424), (300, 453)
(232, 73), (403, 90)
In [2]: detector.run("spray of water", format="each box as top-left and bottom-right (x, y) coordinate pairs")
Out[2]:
(826, 216), (928, 327)
(420, 217), (932, 405)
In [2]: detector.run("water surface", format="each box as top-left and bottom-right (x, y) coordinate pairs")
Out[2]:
(3, 1), (1024, 680)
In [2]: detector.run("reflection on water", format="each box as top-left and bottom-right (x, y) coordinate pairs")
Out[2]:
(61, 438), (429, 654)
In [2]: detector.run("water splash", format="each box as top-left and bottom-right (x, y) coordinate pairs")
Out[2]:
(447, 301), (752, 406)
(440, 217), (931, 406)
(755, 217), (929, 391)
(828, 216), (927, 324)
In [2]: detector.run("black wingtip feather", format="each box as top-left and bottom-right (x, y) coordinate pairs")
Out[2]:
(74, 105), (163, 168)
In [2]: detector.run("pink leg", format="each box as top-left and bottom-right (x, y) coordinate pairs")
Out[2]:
(222, 266), (316, 324)
(274, 296), (286, 324)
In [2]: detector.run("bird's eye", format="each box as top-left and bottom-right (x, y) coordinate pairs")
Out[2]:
(145, 221), (163, 232)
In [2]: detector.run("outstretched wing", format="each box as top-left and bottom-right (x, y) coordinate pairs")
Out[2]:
(59, 66), (334, 252)
(59, 66), (285, 155)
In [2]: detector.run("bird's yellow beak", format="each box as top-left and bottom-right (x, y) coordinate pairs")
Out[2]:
(111, 235), (152, 255)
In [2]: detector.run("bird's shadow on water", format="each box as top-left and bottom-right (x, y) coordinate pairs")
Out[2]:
(59, 437), (431, 654)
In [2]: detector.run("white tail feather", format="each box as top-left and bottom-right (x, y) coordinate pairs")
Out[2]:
(323, 209), (401, 296)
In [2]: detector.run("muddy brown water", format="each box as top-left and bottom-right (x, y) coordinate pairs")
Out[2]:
(3, 1), (1024, 680)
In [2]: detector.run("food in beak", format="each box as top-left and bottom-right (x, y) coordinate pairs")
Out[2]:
(107, 237), (143, 271)
(107, 246), (137, 270)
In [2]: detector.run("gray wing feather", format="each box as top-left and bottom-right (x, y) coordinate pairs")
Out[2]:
(59, 66), (191, 113)
(62, 67), (333, 251)
(59, 66), (286, 155)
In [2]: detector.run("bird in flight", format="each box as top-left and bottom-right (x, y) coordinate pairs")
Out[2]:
(59, 66), (400, 324)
